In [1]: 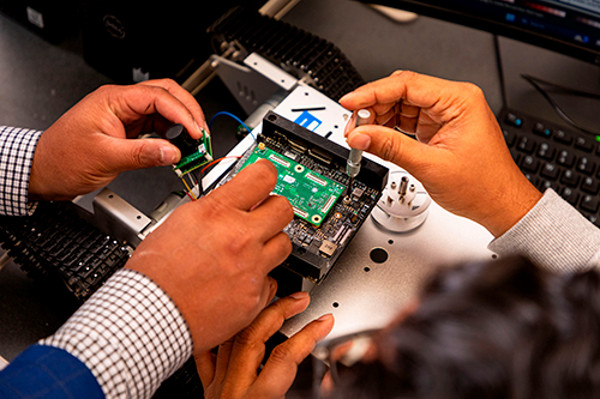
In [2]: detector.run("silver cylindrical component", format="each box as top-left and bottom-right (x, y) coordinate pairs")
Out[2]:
(356, 108), (371, 126)
(399, 176), (409, 197)
(346, 109), (372, 178)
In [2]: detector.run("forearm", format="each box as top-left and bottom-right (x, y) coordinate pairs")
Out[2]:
(489, 189), (600, 272)
(0, 126), (43, 216)
(40, 268), (193, 399)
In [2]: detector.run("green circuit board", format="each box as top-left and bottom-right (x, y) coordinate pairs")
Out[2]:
(241, 144), (345, 227)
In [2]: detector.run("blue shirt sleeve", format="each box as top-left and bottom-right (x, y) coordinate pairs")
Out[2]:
(0, 344), (104, 398)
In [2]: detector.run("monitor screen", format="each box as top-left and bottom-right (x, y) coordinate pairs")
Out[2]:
(368, 0), (600, 65)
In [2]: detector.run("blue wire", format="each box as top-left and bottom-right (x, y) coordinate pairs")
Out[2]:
(208, 111), (256, 140)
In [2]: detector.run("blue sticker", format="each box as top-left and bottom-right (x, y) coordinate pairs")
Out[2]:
(294, 111), (322, 131)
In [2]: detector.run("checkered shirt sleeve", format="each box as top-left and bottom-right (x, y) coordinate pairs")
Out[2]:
(41, 268), (193, 399)
(0, 126), (43, 216)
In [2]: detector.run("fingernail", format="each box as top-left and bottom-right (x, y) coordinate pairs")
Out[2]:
(269, 278), (278, 291)
(195, 120), (209, 136)
(348, 132), (371, 151)
(317, 313), (334, 322)
(289, 291), (309, 300)
(160, 146), (179, 165)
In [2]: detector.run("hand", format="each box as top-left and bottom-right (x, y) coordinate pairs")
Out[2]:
(29, 79), (208, 200)
(126, 159), (295, 352)
(195, 292), (335, 399)
(340, 70), (542, 237)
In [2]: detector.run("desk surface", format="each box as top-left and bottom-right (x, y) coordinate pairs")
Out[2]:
(0, 0), (596, 367)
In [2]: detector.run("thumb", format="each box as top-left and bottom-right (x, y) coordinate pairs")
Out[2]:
(104, 137), (181, 173)
(347, 125), (432, 172)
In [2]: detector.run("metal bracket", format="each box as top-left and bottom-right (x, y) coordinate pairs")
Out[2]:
(211, 52), (298, 115)
(92, 188), (152, 246)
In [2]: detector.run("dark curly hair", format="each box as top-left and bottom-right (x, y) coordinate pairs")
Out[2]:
(332, 256), (600, 398)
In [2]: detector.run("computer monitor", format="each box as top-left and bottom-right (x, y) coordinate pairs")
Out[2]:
(369, 1), (600, 66)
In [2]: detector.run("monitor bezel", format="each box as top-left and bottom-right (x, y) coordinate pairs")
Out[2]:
(366, 0), (600, 65)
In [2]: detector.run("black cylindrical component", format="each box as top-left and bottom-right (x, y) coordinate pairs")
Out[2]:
(165, 124), (198, 157)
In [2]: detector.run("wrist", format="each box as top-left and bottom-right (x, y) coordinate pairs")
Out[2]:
(480, 174), (543, 237)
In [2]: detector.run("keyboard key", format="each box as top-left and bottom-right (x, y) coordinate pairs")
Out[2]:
(554, 129), (573, 144)
(576, 156), (596, 175)
(533, 122), (552, 138)
(519, 155), (539, 172)
(560, 169), (580, 187)
(516, 136), (536, 154)
(537, 180), (558, 192)
(540, 162), (559, 180)
(561, 187), (580, 206)
(581, 176), (600, 194)
(575, 136), (594, 152)
(537, 142), (556, 161)
(581, 194), (600, 213)
(590, 215), (600, 229)
(557, 150), (575, 167)
(505, 112), (523, 127)
(503, 129), (517, 147)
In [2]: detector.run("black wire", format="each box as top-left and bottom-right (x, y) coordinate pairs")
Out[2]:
(521, 74), (600, 136)
(493, 35), (508, 109)
(522, 74), (600, 100)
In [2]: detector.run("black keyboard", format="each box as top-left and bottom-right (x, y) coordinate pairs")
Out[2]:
(0, 201), (132, 301)
(499, 108), (600, 228)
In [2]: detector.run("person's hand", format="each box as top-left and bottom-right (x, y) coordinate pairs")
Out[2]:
(340, 71), (542, 237)
(29, 79), (207, 200)
(195, 292), (335, 399)
(125, 159), (295, 352)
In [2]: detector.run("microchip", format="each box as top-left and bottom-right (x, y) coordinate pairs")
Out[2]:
(241, 145), (345, 227)
(319, 240), (338, 257)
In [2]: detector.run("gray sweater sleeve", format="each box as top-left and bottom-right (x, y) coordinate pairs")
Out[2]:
(488, 189), (600, 273)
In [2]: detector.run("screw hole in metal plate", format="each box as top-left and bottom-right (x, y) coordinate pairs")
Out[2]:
(369, 247), (389, 264)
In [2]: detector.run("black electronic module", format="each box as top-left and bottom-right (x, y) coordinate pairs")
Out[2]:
(216, 112), (389, 293)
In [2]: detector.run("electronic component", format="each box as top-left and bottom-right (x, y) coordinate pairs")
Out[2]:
(346, 109), (372, 191)
(371, 170), (431, 232)
(215, 111), (389, 287)
(166, 124), (213, 177)
(241, 144), (345, 227)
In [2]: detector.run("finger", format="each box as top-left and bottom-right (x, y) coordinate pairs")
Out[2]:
(194, 351), (216, 388)
(114, 84), (204, 140)
(213, 338), (235, 386)
(210, 159), (278, 211)
(255, 314), (335, 396)
(339, 71), (465, 125)
(224, 293), (312, 389)
(398, 115), (418, 135)
(101, 136), (181, 172)
(261, 232), (293, 273)
(346, 125), (434, 172)
(249, 195), (294, 242)
(138, 79), (209, 136)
